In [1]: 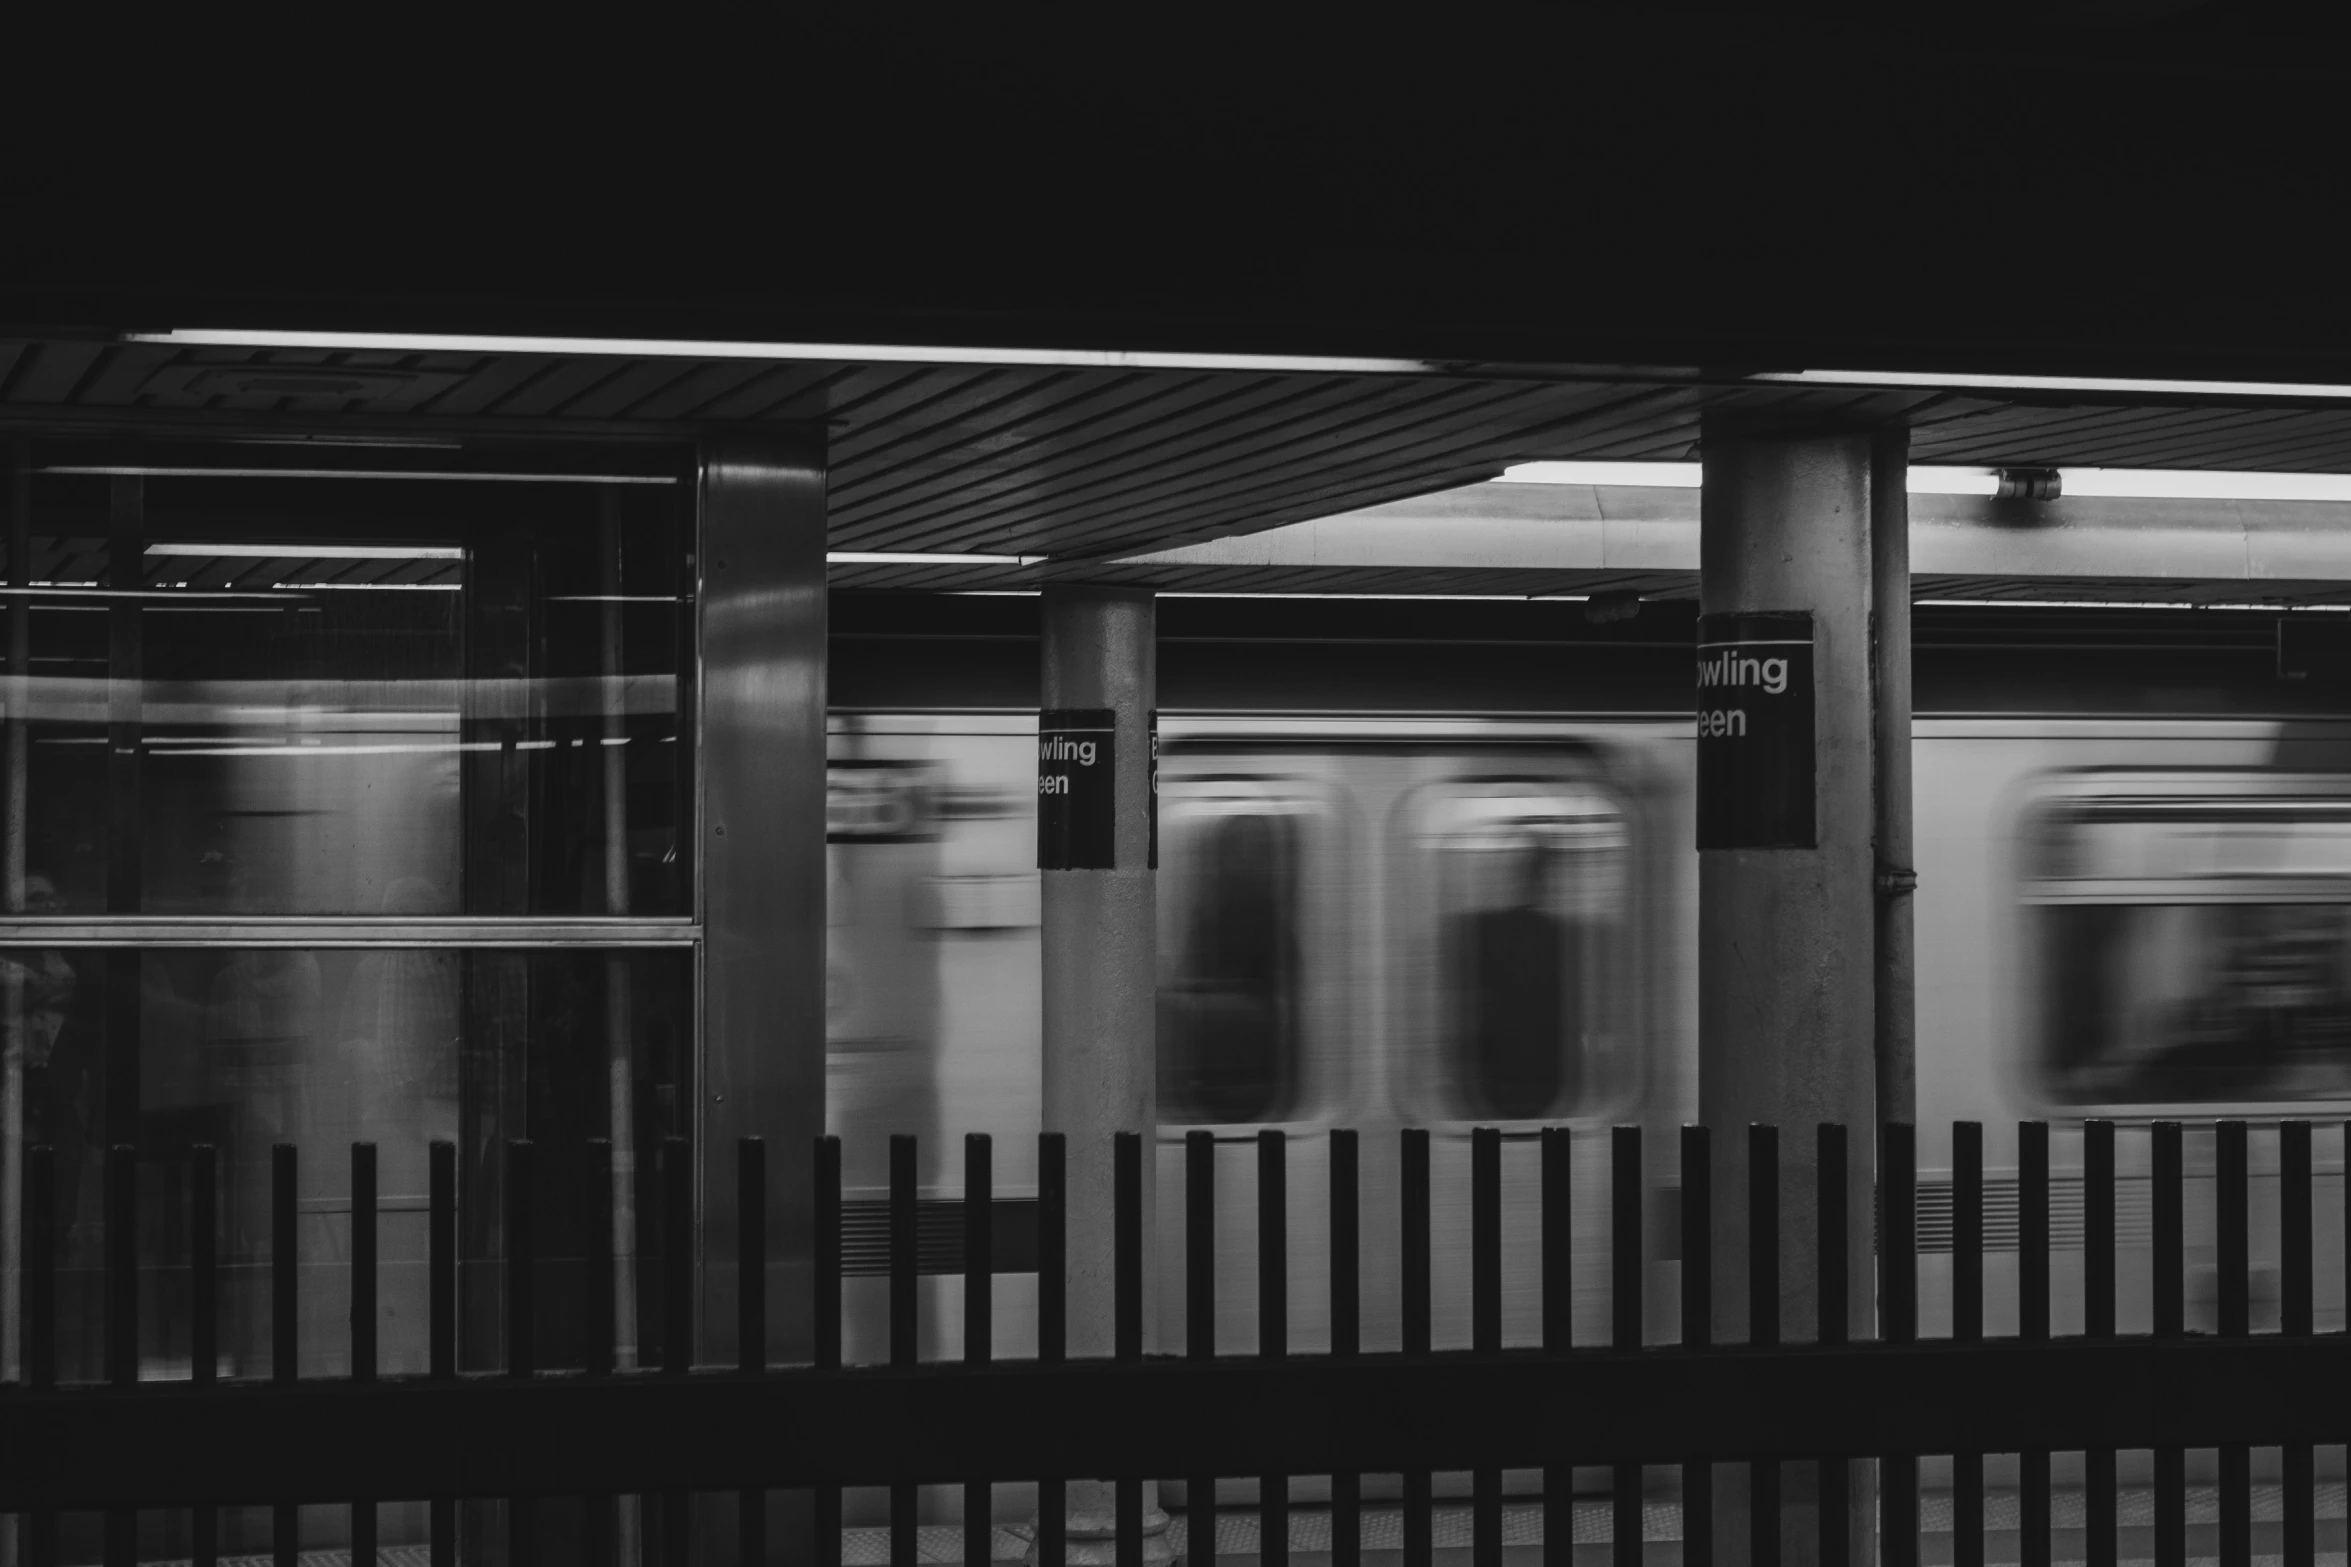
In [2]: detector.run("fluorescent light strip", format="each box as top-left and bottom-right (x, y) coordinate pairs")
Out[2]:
(1914, 598), (2351, 611)
(43, 465), (674, 485)
(1501, 461), (2351, 502)
(147, 542), (465, 560)
(276, 582), (459, 591)
(127, 327), (1438, 377)
(829, 551), (1048, 566)
(1755, 367), (2351, 400)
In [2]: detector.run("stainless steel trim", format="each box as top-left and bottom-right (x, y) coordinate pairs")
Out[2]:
(698, 432), (827, 1369)
(0, 917), (699, 947)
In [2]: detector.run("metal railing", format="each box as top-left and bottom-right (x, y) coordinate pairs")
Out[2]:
(2, 1120), (2345, 1567)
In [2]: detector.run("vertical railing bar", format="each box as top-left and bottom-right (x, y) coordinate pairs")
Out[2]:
(816, 1134), (844, 1567)
(2218, 1119), (2251, 1567)
(427, 1139), (454, 1567)
(1115, 1132), (1143, 1567)
(2153, 1121), (2184, 1567)
(1541, 1124), (1571, 1567)
(1680, 1125), (1711, 1567)
(1402, 1127), (1431, 1567)
(105, 1143), (134, 1386)
(1260, 1130), (1288, 1567)
(103, 1144), (136, 1567)
(2085, 1118), (2116, 1567)
(662, 1134), (692, 1378)
(1882, 1124), (1918, 1567)
(1817, 1124), (1848, 1567)
(890, 1133), (918, 1370)
(890, 1133), (918, 1567)
(2017, 1122), (2049, 1567)
(1115, 1131), (1142, 1362)
(1330, 1128), (1358, 1567)
(1612, 1126), (1641, 1567)
(1039, 1132), (1066, 1366)
(509, 1138), (536, 1379)
(1470, 1126), (1498, 1567)
(741, 1135), (769, 1567)
(1953, 1122), (1983, 1567)
(1187, 1130), (1214, 1359)
(511, 1495), (537, 1567)
(273, 1142), (297, 1383)
(190, 1143), (216, 1390)
(1186, 1128), (1217, 1567)
(23, 1149), (57, 1567)
(1750, 1124), (1780, 1567)
(586, 1139), (615, 1377)
(741, 1136), (768, 1374)
(816, 1136), (842, 1371)
(429, 1140), (455, 1381)
(963, 1132), (991, 1366)
(965, 1133), (992, 1567)
(2281, 1121), (2314, 1567)
(352, 1142), (378, 1383)
(274, 1501), (296, 1567)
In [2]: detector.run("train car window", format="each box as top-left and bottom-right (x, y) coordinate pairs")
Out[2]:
(2030, 794), (2351, 1105)
(1410, 789), (1636, 1122)
(1419, 784), (1628, 1122)
(1156, 784), (1310, 1124)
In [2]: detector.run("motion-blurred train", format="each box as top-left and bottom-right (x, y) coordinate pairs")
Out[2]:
(825, 593), (2351, 1379)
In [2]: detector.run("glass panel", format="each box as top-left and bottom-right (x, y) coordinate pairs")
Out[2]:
(1157, 782), (1308, 1124)
(7, 945), (691, 1383)
(11, 458), (693, 916)
(1420, 782), (1628, 1121)
(2039, 903), (2351, 1104)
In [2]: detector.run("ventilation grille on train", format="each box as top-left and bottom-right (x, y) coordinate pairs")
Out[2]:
(840, 1198), (1041, 1276)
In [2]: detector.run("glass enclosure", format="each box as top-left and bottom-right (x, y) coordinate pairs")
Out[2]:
(0, 441), (699, 1387)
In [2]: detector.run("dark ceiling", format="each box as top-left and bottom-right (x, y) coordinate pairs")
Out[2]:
(9, 5), (2351, 578)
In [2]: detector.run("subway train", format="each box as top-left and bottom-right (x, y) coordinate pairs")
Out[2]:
(825, 592), (2351, 1382)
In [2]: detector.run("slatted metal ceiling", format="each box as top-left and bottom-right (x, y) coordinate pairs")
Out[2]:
(14, 338), (2351, 595)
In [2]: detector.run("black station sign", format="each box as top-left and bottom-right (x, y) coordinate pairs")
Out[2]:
(1038, 708), (1117, 869)
(1695, 611), (1816, 850)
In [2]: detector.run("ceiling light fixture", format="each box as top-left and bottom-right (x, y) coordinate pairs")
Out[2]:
(44, 465), (674, 485)
(1752, 367), (2351, 400)
(828, 552), (1049, 566)
(146, 542), (465, 561)
(125, 327), (1439, 377)
(1500, 462), (2351, 503)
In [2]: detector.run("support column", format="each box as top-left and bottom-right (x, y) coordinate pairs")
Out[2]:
(1034, 587), (1170, 1565)
(1698, 421), (1899, 1565)
(1871, 428), (1917, 1128)
(700, 432), (828, 1372)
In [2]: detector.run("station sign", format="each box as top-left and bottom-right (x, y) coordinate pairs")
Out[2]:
(1038, 708), (1118, 869)
(1695, 611), (1816, 850)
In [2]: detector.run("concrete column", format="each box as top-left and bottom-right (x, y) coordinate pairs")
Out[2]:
(1034, 586), (1170, 1565)
(1698, 421), (1896, 1565)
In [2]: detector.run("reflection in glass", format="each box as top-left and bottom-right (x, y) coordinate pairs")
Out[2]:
(1158, 801), (1302, 1124)
(1426, 786), (1626, 1121)
(17, 946), (690, 1385)
(11, 462), (692, 917)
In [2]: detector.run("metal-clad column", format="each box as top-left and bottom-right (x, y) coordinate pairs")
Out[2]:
(699, 433), (827, 1375)
(1872, 428), (1916, 1127)
(1697, 420), (1890, 1566)
(1034, 586), (1171, 1564)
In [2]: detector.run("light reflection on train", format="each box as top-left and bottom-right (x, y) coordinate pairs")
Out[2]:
(827, 712), (2351, 1374)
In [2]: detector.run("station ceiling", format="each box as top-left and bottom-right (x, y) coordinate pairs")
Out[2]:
(14, 337), (2351, 596)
